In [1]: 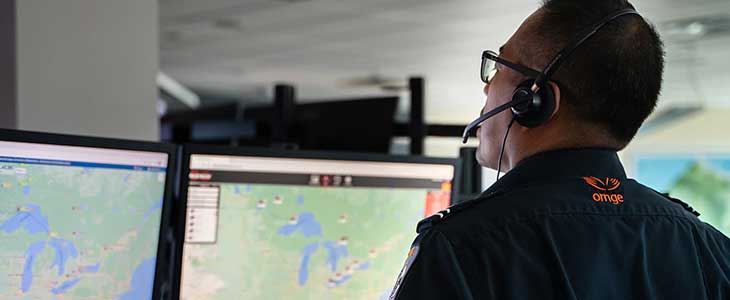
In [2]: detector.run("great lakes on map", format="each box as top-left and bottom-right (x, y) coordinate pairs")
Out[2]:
(181, 183), (430, 300)
(0, 160), (165, 299)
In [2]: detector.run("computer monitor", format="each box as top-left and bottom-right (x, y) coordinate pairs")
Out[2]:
(289, 97), (398, 153)
(243, 96), (399, 153)
(173, 145), (460, 300)
(0, 129), (176, 300)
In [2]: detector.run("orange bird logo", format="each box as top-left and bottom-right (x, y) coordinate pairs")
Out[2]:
(582, 176), (621, 191)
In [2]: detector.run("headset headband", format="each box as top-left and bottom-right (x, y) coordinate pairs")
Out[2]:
(532, 8), (640, 91)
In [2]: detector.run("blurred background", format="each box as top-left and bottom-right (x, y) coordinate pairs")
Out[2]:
(1, 0), (729, 232)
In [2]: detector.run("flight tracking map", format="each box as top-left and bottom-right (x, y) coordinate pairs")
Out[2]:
(0, 157), (166, 299)
(181, 184), (435, 300)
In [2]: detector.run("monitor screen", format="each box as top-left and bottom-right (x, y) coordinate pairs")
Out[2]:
(0, 137), (170, 299)
(178, 151), (456, 300)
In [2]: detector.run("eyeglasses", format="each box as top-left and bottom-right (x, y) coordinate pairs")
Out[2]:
(481, 50), (541, 84)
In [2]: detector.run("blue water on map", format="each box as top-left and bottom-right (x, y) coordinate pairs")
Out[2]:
(48, 238), (79, 276)
(277, 212), (322, 238)
(297, 195), (304, 205)
(21, 240), (46, 292)
(379, 288), (393, 300)
(322, 240), (349, 272)
(51, 278), (81, 294)
(4, 205), (84, 293)
(333, 274), (352, 287)
(0, 203), (49, 235)
(298, 242), (320, 286)
(22, 185), (30, 195)
(117, 257), (156, 300)
(82, 262), (101, 273)
(329, 261), (369, 287)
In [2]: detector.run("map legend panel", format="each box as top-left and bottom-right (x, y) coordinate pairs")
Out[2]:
(186, 186), (220, 243)
(187, 186), (220, 208)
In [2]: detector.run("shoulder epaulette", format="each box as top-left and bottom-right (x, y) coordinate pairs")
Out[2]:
(415, 190), (503, 234)
(659, 192), (701, 217)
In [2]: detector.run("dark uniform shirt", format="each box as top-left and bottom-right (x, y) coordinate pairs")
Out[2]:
(390, 148), (730, 300)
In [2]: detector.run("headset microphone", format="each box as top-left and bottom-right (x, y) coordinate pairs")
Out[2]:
(461, 97), (529, 143)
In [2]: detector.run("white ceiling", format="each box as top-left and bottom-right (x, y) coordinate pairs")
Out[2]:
(160, 0), (730, 124)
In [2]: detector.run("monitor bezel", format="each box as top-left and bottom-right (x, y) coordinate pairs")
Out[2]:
(0, 128), (178, 300)
(171, 143), (462, 300)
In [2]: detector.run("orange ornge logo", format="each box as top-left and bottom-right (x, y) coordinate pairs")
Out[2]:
(582, 176), (624, 205)
(582, 176), (621, 191)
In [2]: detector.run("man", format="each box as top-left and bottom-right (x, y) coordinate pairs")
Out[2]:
(390, 0), (730, 299)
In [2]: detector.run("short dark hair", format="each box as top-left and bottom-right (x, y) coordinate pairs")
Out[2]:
(528, 0), (665, 145)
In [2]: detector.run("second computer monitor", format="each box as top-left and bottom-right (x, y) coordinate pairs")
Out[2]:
(174, 146), (459, 300)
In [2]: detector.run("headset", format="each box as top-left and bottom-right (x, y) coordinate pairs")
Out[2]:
(462, 8), (641, 144)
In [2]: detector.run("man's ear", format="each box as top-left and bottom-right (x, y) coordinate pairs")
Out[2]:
(547, 81), (561, 121)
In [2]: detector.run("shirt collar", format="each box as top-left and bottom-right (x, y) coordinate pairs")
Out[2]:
(483, 148), (626, 195)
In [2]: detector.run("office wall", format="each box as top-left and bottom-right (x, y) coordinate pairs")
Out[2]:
(15, 0), (159, 141)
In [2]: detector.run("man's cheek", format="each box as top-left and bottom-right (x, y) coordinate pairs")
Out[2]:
(478, 128), (493, 154)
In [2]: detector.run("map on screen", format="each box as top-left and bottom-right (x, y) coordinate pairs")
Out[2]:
(0, 141), (168, 300)
(179, 154), (454, 300)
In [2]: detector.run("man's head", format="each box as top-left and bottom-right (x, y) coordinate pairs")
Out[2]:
(476, 0), (665, 171)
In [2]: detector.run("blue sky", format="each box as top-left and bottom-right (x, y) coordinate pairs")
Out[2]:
(636, 155), (730, 192)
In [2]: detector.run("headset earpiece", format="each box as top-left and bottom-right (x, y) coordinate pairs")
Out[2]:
(510, 80), (556, 128)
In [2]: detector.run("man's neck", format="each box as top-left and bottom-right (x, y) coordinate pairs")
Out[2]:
(503, 126), (623, 171)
